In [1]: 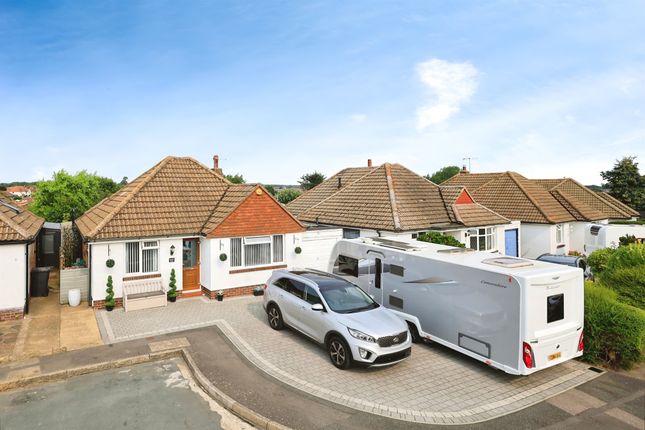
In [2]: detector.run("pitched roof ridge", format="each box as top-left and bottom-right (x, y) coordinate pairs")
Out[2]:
(394, 163), (440, 189)
(0, 209), (29, 239)
(183, 156), (232, 183)
(439, 186), (461, 223)
(506, 172), (557, 223)
(384, 163), (401, 230)
(450, 203), (465, 224)
(596, 191), (638, 216)
(85, 156), (175, 238)
(297, 165), (384, 217)
(550, 189), (585, 220)
(472, 201), (510, 222)
(199, 184), (237, 234)
(286, 166), (371, 208)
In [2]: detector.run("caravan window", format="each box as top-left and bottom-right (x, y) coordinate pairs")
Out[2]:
(547, 294), (564, 323)
(333, 255), (359, 277)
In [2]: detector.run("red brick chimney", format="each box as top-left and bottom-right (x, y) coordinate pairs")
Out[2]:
(367, 159), (372, 167)
(213, 155), (223, 176)
(461, 164), (469, 174)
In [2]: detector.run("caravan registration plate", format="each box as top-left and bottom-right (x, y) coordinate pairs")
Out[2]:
(548, 352), (561, 361)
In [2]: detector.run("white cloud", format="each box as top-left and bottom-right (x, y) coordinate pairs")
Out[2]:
(415, 58), (478, 129)
(350, 113), (368, 123)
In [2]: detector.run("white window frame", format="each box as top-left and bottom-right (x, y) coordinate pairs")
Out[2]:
(467, 227), (497, 251)
(555, 224), (564, 244)
(230, 234), (285, 268)
(125, 240), (160, 274)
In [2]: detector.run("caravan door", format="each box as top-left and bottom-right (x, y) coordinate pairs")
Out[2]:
(367, 255), (384, 304)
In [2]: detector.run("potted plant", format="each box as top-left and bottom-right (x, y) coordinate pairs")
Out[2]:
(217, 290), (224, 301)
(105, 275), (115, 311)
(294, 246), (302, 254)
(219, 253), (227, 262)
(167, 268), (177, 303)
(106, 258), (115, 268)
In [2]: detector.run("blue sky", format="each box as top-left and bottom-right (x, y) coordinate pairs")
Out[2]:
(1, 1), (643, 185)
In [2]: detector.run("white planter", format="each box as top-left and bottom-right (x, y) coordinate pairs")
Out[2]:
(68, 288), (81, 307)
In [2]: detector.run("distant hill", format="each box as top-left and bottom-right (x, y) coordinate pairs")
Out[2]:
(0, 181), (37, 190)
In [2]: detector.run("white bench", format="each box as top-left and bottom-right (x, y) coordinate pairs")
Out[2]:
(123, 277), (167, 312)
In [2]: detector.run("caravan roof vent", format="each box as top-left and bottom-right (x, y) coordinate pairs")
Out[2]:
(370, 237), (424, 251)
(483, 257), (533, 268)
(437, 247), (476, 254)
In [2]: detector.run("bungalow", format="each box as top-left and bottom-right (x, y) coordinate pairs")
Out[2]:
(0, 199), (44, 320)
(534, 178), (639, 253)
(75, 156), (306, 308)
(6, 186), (33, 198)
(287, 161), (519, 255)
(443, 170), (639, 258)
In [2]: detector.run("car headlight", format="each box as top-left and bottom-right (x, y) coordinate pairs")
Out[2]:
(347, 327), (376, 343)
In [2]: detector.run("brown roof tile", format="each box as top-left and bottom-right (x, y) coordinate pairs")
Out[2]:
(75, 157), (300, 241)
(291, 163), (508, 231)
(594, 191), (640, 218)
(0, 199), (44, 242)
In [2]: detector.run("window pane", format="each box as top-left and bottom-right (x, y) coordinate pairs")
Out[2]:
(305, 286), (322, 305)
(231, 238), (242, 267)
(333, 255), (359, 277)
(287, 279), (306, 300)
(183, 240), (197, 268)
(142, 248), (158, 273)
(470, 236), (477, 250)
(478, 236), (486, 250)
(343, 228), (360, 239)
(244, 236), (270, 245)
(244, 243), (271, 266)
(126, 242), (139, 273)
(43, 233), (55, 254)
(272, 235), (284, 263)
(143, 241), (158, 248)
(547, 294), (564, 323)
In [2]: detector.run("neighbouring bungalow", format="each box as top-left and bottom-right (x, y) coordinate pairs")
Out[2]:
(0, 199), (44, 320)
(75, 156), (307, 308)
(443, 170), (639, 258)
(287, 160), (519, 255)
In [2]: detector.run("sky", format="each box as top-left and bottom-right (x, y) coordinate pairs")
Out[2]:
(0, 0), (644, 185)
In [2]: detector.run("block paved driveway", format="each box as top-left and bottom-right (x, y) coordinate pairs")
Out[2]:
(97, 296), (601, 425)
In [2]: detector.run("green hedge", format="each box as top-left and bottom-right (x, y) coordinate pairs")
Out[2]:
(584, 282), (645, 369)
(587, 248), (615, 275)
(599, 265), (645, 310)
(417, 231), (465, 248)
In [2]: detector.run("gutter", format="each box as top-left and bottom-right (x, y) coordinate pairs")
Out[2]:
(24, 243), (29, 315)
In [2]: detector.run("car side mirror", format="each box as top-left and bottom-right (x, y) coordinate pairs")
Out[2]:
(311, 303), (324, 312)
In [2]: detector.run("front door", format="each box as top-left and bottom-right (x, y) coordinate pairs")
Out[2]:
(182, 239), (200, 293)
(504, 229), (519, 257)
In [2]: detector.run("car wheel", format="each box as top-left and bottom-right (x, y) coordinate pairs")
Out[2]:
(267, 304), (284, 330)
(328, 336), (352, 369)
(407, 322), (422, 344)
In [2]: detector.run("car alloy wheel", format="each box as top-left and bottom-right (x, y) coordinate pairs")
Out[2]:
(267, 304), (284, 330)
(328, 336), (351, 369)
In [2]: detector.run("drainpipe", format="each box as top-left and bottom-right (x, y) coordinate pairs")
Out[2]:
(24, 243), (29, 315)
(88, 243), (92, 307)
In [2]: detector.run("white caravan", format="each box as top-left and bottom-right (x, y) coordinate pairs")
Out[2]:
(584, 223), (645, 255)
(329, 237), (584, 375)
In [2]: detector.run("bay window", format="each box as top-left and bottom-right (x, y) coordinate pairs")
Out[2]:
(230, 235), (284, 268)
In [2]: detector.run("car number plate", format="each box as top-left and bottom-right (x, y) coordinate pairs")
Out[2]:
(548, 352), (561, 361)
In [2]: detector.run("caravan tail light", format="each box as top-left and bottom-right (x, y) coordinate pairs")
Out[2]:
(522, 342), (535, 369)
(578, 331), (584, 352)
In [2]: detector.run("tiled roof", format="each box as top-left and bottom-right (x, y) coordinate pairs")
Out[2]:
(534, 178), (621, 220)
(76, 157), (300, 241)
(0, 198), (44, 242)
(444, 172), (575, 224)
(594, 191), (640, 218)
(289, 163), (508, 231)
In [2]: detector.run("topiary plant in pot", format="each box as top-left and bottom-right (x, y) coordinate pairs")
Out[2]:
(167, 268), (177, 302)
(105, 275), (115, 311)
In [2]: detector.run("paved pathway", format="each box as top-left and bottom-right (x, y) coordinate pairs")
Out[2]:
(98, 296), (601, 425)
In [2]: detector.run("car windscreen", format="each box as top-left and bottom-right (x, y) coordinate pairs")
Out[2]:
(319, 282), (378, 314)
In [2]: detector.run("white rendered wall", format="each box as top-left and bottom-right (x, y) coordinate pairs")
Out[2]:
(521, 224), (557, 259)
(0, 244), (26, 311)
(90, 237), (184, 302)
(295, 229), (343, 270)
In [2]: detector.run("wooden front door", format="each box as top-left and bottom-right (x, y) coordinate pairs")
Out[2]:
(182, 239), (200, 292)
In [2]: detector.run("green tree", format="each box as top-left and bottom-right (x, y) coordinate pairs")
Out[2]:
(29, 170), (121, 222)
(277, 188), (301, 204)
(298, 171), (326, 190)
(225, 174), (246, 184)
(264, 184), (277, 196)
(425, 166), (461, 184)
(600, 156), (645, 210)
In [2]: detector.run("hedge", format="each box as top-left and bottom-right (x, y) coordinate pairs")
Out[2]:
(584, 282), (645, 369)
(599, 265), (645, 310)
(417, 231), (465, 248)
(587, 248), (615, 276)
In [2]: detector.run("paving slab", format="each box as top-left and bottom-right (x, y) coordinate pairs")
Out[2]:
(98, 296), (602, 425)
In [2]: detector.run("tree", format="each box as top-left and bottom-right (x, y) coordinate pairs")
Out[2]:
(276, 188), (301, 204)
(264, 184), (277, 196)
(298, 171), (326, 190)
(600, 156), (645, 210)
(425, 166), (460, 184)
(29, 170), (121, 222)
(225, 174), (245, 184)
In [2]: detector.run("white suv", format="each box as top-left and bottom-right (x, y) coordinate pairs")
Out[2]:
(263, 269), (411, 369)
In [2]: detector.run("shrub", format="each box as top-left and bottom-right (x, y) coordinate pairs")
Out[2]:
(587, 248), (615, 275)
(619, 234), (638, 247)
(417, 231), (465, 248)
(167, 269), (177, 299)
(599, 265), (645, 310)
(583, 282), (645, 369)
(105, 275), (115, 308)
(605, 243), (645, 273)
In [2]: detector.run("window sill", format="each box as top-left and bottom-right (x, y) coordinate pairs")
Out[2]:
(123, 273), (162, 281)
(229, 264), (287, 275)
